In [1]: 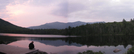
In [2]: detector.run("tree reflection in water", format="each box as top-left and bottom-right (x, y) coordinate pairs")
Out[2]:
(31, 35), (134, 48)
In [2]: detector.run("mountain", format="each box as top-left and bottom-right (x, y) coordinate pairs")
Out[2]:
(0, 18), (28, 33)
(28, 21), (104, 29)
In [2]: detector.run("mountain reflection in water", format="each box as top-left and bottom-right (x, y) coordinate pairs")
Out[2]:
(0, 33), (133, 54)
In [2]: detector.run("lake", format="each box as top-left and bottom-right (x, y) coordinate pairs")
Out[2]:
(0, 33), (133, 54)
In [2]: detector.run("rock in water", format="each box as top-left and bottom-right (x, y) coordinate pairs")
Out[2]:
(113, 49), (121, 53)
(26, 50), (48, 54)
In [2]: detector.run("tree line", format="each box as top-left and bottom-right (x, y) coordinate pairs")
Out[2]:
(64, 19), (134, 36)
(1, 18), (134, 36)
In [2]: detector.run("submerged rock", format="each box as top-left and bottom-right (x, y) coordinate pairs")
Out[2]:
(113, 49), (121, 53)
(26, 50), (48, 54)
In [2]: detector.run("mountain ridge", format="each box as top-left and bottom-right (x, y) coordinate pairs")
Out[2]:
(0, 18), (29, 33)
(28, 21), (105, 29)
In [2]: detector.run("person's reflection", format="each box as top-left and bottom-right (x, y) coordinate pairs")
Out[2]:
(29, 41), (34, 50)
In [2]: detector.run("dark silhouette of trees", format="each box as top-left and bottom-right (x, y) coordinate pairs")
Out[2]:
(1, 18), (134, 36)
(64, 18), (134, 36)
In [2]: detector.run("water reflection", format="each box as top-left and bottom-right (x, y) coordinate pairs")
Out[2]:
(8, 40), (132, 54)
(0, 33), (134, 54)
(0, 33), (71, 37)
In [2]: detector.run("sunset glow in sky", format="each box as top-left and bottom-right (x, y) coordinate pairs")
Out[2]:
(1, 0), (134, 27)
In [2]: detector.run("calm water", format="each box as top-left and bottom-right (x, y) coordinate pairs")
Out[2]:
(0, 33), (133, 54)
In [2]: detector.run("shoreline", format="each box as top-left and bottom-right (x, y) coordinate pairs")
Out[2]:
(0, 44), (47, 54)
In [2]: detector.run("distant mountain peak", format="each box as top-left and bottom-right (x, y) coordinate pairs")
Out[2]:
(28, 21), (89, 29)
(28, 21), (105, 29)
(76, 21), (83, 22)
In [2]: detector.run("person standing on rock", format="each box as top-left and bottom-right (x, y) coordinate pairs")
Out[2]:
(29, 41), (34, 50)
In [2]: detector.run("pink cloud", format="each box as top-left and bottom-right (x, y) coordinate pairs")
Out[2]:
(3, 0), (67, 27)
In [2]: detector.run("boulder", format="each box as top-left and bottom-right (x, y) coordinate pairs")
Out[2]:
(113, 49), (121, 53)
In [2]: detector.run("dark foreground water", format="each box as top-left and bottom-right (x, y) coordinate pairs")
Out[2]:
(0, 33), (133, 54)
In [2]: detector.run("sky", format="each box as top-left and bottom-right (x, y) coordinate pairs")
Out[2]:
(1, 0), (134, 27)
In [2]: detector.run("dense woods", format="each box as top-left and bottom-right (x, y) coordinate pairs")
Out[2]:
(1, 18), (134, 36)
(65, 19), (134, 36)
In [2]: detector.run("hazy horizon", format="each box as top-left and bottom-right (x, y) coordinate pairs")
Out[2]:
(0, 0), (134, 27)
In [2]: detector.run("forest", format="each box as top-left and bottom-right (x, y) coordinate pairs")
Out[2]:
(1, 18), (134, 36)
(64, 19), (134, 36)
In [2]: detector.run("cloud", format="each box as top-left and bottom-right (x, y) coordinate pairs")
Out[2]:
(2, 0), (67, 27)
(68, 0), (134, 22)
(0, 0), (14, 18)
(0, 0), (12, 10)
(1, 0), (134, 27)
(52, 1), (68, 17)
